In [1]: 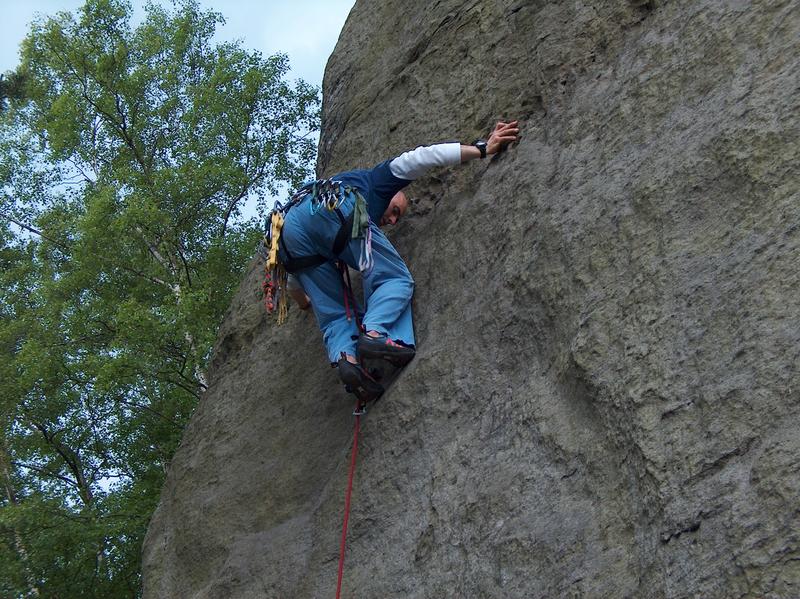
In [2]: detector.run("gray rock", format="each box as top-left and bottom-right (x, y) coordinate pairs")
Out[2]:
(143, 0), (800, 597)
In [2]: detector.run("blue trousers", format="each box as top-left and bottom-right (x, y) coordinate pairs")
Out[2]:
(280, 195), (415, 363)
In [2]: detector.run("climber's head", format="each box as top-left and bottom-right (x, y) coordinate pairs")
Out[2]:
(380, 191), (409, 226)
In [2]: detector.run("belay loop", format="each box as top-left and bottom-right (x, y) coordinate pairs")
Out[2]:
(259, 179), (374, 323)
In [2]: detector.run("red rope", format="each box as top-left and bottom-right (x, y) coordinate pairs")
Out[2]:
(339, 261), (368, 333)
(336, 404), (361, 599)
(343, 278), (351, 322)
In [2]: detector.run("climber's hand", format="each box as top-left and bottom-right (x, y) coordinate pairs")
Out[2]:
(487, 120), (519, 155)
(290, 287), (312, 310)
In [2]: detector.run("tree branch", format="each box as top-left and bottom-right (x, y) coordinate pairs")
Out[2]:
(11, 460), (79, 490)
(0, 209), (177, 290)
(0, 210), (70, 250)
(26, 420), (93, 507)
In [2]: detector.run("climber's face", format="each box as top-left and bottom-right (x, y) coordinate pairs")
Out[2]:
(380, 191), (409, 226)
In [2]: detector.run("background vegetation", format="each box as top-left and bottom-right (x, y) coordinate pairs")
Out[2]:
(0, 0), (319, 595)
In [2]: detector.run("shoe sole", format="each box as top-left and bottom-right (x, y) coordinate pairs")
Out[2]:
(358, 343), (415, 367)
(339, 362), (384, 401)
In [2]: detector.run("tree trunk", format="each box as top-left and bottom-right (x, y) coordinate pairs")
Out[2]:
(0, 442), (41, 596)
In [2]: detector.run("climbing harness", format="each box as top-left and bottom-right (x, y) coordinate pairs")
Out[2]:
(258, 179), (374, 323)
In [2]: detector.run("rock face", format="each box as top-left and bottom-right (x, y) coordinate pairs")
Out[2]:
(142, 1), (800, 597)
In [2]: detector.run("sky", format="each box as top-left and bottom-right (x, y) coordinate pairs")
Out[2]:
(1, 0), (356, 218)
(0, 0), (356, 86)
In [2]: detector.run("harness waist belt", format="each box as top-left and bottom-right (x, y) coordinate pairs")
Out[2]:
(281, 208), (355, 274)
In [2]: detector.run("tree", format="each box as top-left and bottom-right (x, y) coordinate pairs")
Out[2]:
(0, 71), (28, 111)
(0, 0), (320, 595)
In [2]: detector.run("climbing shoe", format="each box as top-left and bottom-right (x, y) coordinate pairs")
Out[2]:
(357, 332), (416, 367)
(337, 357), (384, 402)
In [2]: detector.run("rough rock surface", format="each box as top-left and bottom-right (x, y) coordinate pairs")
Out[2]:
(142, 1), (800, 597)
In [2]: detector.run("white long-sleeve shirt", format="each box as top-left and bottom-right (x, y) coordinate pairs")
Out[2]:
(388, 142), (462, 180)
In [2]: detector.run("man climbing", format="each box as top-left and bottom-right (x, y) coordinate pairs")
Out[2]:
(277, 120), (519, 399)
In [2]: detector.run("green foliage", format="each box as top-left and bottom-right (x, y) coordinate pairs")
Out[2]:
(0, 0), (320, 596)
(0, 71), (28, 112)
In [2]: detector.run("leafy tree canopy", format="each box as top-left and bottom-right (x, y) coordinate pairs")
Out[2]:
(0, 1), (319, 596)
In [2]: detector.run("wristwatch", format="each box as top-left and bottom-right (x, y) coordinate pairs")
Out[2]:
(472, 139), (488, 159)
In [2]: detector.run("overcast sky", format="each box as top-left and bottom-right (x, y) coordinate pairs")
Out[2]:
(0, 0), (356, 86)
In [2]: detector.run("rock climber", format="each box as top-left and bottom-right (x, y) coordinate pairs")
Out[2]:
(278, 120), (519, 399)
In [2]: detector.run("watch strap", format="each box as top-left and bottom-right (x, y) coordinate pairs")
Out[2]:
(472, 139), (487, 159)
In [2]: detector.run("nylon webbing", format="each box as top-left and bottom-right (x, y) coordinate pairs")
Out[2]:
(280, 208), (353, 274)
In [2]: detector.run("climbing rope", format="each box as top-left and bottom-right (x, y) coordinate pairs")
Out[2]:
(334, 263), (369, 598)
(339, 261), (361, 326)
(336, 398), (363, 599)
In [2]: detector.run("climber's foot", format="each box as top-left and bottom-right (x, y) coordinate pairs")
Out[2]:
(338, 357), (384, 402)
(357, 332), (416, 367)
